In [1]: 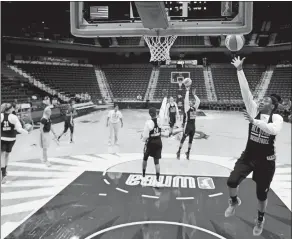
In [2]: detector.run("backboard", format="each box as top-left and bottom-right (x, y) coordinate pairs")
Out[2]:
(70, 1), (253, 37)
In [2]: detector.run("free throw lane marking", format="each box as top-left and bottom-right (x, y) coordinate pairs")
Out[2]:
(176, 197), (195, 200)
(142, 194), (159, 199)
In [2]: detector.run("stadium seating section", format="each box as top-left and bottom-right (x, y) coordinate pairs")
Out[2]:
(266, 66), (292, 99)
(211, 64), (265, 100)
(173, 36), (205, 46)
(101, 64), (153, 101)
(14, 63), (102, 103)
(1, 64), (49, 103)
(153, 67), (207, 101)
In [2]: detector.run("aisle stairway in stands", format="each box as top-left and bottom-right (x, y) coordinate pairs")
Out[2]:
(101, 64), (153, 101)
(254, 65), (275, 101)
(203, 66), (217, 101)
(14, 62), (102, 103)
(144, 67), (160, 101)
(94, 66), (113, 103)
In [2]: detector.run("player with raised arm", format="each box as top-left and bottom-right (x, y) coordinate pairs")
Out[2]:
(176, 83), (200, 160)
(141, 91), (169, 188)
(225, 57), (283, 236)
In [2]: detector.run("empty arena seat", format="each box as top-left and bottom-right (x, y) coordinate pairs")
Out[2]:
(116, 37), (141, 46)
(211, 64), (265, 100)
(173, 36), (205, 46)
(101, 64), (153, 101)
(14, 63), (102, 103)
(1, 63), (49, 103)
(266, 66), (292, 99)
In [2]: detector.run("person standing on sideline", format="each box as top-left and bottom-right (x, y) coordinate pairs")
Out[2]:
(107, 104), (123, 146)
(225, 56), (283, 236)
(40, 106), (57, 167)
(1, 103), (28, 183)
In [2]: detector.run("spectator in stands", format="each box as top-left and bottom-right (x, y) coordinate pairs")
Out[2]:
(27, 97), (33, 108)
(107, 104), (123, 146)
(87, 93), (91, 102)
(137, 94), (143, 101)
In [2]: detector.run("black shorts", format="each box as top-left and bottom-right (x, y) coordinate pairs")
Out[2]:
(169, 113), (176, 128)
(144, 138), (162, 160)
(1, 140), (16, 153)
(230, 151), (276, 189)
(64, 121), (74, 133)
(184, 123), (196, 139)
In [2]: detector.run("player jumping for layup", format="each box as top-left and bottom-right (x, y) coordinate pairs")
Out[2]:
(176, 86), (200, 160)
(141, 91), (168, 188)
(225, 57), (283, 236)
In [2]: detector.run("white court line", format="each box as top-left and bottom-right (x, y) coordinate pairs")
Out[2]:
(142, 194), (159, 199)
(84, 221), (227, 239)
(98, 193), (107, 196)
(116, 187), (128, 193)
(103, 179), (110, 185)
(0, 172), (83, 239)
(208, 192), (223, 198)
(176, 197), (194, 200)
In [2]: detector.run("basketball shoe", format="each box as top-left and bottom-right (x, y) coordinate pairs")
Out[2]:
(224, 197), (242, 217)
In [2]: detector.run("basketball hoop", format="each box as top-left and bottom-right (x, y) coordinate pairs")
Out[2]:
(144, 35), (177, 62)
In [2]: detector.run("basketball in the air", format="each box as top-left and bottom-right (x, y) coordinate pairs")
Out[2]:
(225, 35), (245, 52)
(24, 123), (33, 132)
(183, 78), (192, 87)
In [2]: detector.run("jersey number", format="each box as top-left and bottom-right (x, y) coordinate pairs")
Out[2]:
(2, 121), (11, 131)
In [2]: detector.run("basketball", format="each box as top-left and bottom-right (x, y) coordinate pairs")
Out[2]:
(183, 78), (192, 87)
(225, 35), (245, 52)
(24, 123), (33, 132)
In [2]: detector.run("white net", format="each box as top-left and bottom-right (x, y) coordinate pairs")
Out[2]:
(144, 35), (177, 62)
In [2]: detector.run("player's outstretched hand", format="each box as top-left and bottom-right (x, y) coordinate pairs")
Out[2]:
(243, 110), (254, 123)
(231, 56), (246, 71)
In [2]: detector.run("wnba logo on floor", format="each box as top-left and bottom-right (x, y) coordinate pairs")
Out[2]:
(125, 174), (215, 189)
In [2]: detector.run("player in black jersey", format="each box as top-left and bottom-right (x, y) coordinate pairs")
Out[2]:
(166, 97), (179, 137)
(176, 87), (200, 160)
(141, 91), (170, 188)
(58, 99), (77, 143)
(1, 103), (28, 183)
(225, 57), (284, 236)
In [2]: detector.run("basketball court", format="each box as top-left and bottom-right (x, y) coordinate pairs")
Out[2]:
(1, 2), (291, 239)
(1, 109), (291, 239)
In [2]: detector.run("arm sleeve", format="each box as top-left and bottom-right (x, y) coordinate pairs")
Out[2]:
(159, 97), (168, 124)
(237, 70), (258, 118)
(193, 95), (201, 110)
(175, 103), (179, 116)
(142, 121), (150, 142)
(253, 114), (283, 135)
(11, 115), (28, 134)
(184, 91), (190, 113)
(119, 112), (123, 119)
